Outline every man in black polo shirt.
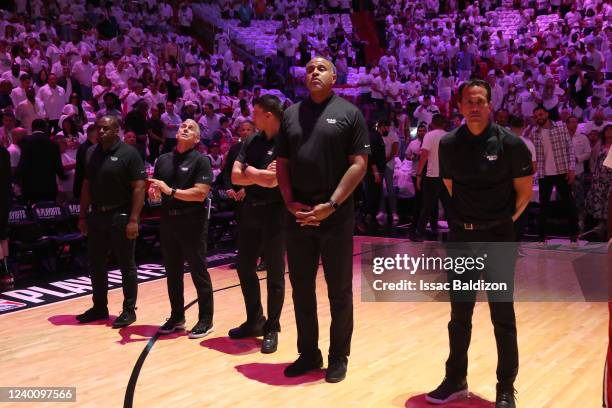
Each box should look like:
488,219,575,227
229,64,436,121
426,79,533,408
229,95,285,354
148,119,215,339
76,116,146,328
276,57,369,383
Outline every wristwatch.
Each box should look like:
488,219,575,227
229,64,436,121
327,199,339,210
170,188,177,198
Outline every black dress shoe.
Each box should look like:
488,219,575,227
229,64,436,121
158,315,186,334
426,377,468,404
325,356,348,383
188,321,214,339
228,318,265,339
284,351,323,377
76,307,109,323
112,309,136,328
495,383,516,408
261,331,278,354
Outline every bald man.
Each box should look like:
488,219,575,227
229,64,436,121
276,57,369,382
76,115,146,328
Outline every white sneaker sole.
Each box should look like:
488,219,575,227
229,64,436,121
425,389,469,404
188,325,214,339
158,323,186,334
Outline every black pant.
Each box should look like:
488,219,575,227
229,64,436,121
87,211,138,311
538,174,578,238
445,221,518,385
363,172,382,218
416,176,450,234
160,212,213,322
286,205,354,358
236,201,286,332
411,176,424,230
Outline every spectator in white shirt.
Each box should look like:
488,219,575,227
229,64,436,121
413,95,441,126
37,73,67,130
10,73,31,108
15,87,45,133
384,70,403,106
7,127,25,175
71,54,95,102
198,103,221,144
161,101,182,153
565,115,592,231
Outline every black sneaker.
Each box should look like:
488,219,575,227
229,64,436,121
425,377,468,404
325,356,348,383
256,260,266,272
158,316,186,334
76,307,109,323
188,321,214,339
495,384,516,408
261,331,278,354
284,350,323,377
228,318,265,339
112,309,136,328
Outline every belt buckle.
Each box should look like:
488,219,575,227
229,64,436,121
464,223,474,230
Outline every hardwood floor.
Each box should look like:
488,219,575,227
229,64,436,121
0,236,607,407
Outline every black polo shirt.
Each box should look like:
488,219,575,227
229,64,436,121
439,122,533,223
85,140,146,207
236,131,282,205
153,148,213,211
276,93,370,205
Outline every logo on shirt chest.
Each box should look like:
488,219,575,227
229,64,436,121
485,154,498,161
110,156,118,162
266,150,273,156
181,167,189,171
326,118,337,124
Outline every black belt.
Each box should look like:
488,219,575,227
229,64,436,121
452,218,512,231
92,204,130,213
164,207,206,217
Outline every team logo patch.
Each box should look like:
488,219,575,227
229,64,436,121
326,118,337,124
0,299,27,312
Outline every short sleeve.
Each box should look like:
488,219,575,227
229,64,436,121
275,115,290,159
438,136,453,179
236,134,253,164
127,148,146,181
508,136,534,178
195,155,214,186
421,133,433,151
348,108,370,155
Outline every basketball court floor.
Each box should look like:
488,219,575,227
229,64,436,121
0,236,607,407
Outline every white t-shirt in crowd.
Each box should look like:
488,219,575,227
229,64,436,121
540,128,560,176
420,129,446,177
405,138,422,177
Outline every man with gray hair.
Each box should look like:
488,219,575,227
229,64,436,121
148,119,216,339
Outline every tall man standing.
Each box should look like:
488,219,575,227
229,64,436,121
427,79,533,408
76,116,146,328
229,95,286,354
276,57,369,383
149,119,215,339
